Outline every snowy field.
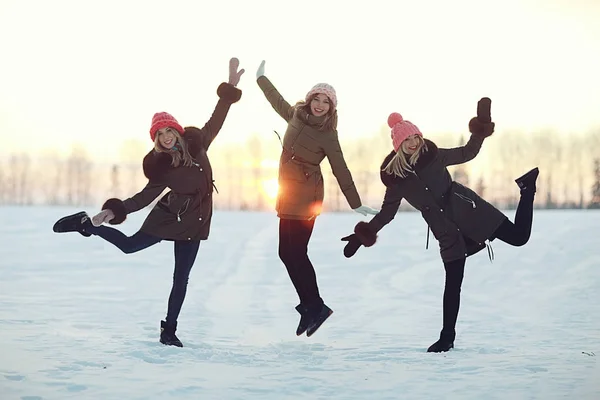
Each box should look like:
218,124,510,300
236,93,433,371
1,206,599,400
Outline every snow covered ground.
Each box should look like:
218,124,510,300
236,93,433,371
1,206,599,399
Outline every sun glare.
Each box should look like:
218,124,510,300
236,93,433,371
261,178,279,200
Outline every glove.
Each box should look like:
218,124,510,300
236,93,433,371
256,60,265,79
341,234,363,258
468,118,495,137
353,205,379,216
92,209,115,226
341,221,378,258
228,57,245,87
469,97,495,137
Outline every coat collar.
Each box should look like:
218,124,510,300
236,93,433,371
379,139,439,187
294,107,338,130
142,127,202,181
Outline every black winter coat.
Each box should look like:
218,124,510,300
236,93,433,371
367,135,507,262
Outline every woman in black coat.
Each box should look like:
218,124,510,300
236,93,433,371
341,98,539,352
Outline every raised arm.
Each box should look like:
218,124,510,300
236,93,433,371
256,61,294,122
438,98,495,166
184,58,243,150
437,132,486,167
195,82,242,150
323,132,362,210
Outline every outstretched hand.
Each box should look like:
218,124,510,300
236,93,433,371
341,234,362,258
228,57,245,87
353,205,379,216
92,209,114,227
469,97,495,137
256,60,265,79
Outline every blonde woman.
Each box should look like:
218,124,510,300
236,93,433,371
52,57,245,347
342,98,539,352
256,60,378,338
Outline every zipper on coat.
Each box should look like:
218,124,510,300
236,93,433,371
486,241,495,262
177,198,191,222
454,192,477,209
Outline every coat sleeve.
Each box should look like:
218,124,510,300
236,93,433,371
323,132,362,210
101,181,167,225
122,182,167,214
188,82,242,151
437,133,485,167
256,76,294,122
367,183,404,233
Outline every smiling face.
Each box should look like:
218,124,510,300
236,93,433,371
157,127,177,149
310,93,331,117
401,134,422,155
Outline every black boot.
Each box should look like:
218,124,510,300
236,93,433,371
52,211,92,237
515,167,539,194
427,329,455,353
295,304,312,336
160,320,183,347
306,303,333,337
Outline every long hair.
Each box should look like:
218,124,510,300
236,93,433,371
382,137,428,178
153,127,194,168
294,93,337,132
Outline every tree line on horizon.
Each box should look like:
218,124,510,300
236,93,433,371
1,126,599,211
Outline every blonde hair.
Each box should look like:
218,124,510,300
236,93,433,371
382,137,428,178
153,127,194,168
294,93,337,132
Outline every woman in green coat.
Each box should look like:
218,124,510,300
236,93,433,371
256,60,378,338
341,99,539,352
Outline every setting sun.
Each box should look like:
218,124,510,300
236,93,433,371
261,178,279,201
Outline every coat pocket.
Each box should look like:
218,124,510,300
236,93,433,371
279,160,310,182
158,192,192,222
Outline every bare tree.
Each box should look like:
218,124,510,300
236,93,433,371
247,134,264,210
589,159,600,209
0,162,4,204
111,164,121,200
119,139,149,201
5,153,33,205
452,134,470,186
64,143,93,206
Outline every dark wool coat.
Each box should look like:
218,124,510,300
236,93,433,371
257,75,362,220
366,135,507,262
100,82,241,241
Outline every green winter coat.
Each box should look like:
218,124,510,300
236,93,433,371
368,136,507,262
257,75,362,220
101,82,241,241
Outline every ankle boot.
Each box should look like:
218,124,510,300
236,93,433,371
52,211,92,237
515,167,539,194
306,303,333,337
427,329,455,353
295,304,312,336
160,320,183,347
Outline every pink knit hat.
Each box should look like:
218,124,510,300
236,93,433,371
388,112,423,152
305,83,337,109
149,112,185,141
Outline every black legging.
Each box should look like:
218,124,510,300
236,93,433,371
278,218,323,311
86,224,200,326
492,191,535,246
441,191,535,340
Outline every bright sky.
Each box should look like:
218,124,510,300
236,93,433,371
1,0,599,162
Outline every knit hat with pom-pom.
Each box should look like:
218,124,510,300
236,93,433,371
149,112,185,142
388,112,423,152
